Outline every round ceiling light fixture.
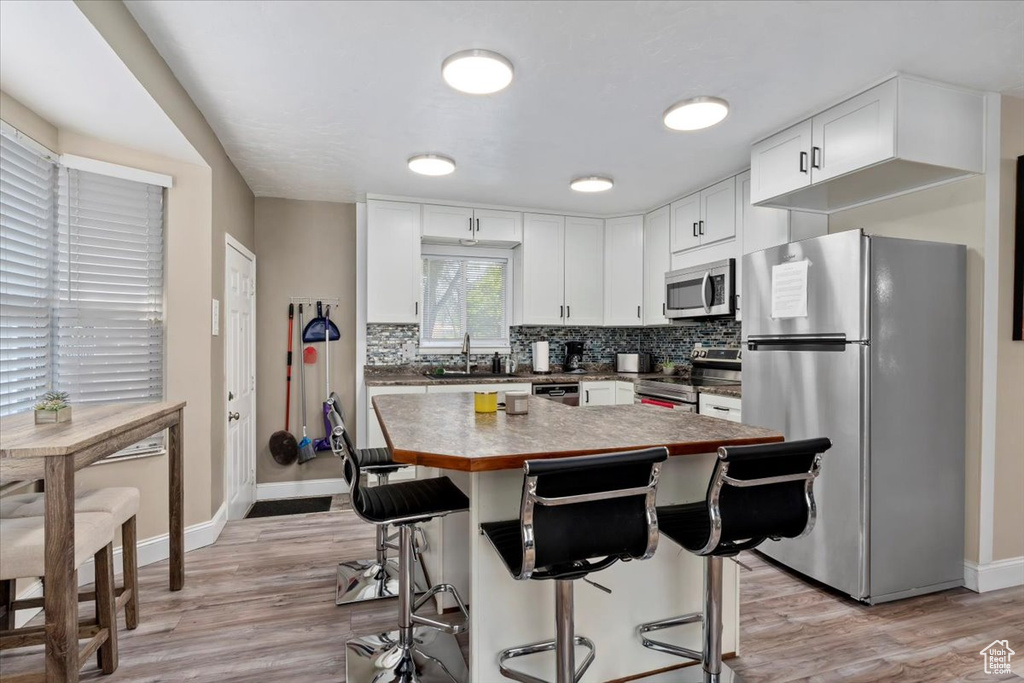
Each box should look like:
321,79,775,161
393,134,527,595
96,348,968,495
570,176,614,193
407,154,456,176
663,96,730,131
442,49,514,95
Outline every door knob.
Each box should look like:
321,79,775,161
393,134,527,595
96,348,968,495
228,411,240,422
228,391,235,400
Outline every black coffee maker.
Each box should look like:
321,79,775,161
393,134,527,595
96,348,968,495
564,341,585,373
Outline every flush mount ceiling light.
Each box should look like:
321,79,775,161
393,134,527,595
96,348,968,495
407,154,456,176
570,176,614,193
442,49,514,94
663,96,730,131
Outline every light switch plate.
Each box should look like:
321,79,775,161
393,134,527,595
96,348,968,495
212,299,220,336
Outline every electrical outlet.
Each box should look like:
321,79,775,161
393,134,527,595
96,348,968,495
212,299,220,336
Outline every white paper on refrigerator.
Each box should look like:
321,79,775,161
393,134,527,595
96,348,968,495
771,260,809,318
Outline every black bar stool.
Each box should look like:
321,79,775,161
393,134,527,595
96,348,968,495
327,405,471,683
328,394,429,605
481,447,669,683
637,437,832,683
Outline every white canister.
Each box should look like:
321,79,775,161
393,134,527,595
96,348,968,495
532,341,550,373
505,391,530,415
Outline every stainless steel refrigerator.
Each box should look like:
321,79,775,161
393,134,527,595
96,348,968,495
742,229,966,604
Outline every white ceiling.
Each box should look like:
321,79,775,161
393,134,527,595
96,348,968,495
0,1,201,165
124,0,1023,215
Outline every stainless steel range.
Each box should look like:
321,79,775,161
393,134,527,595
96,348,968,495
635,347,741,412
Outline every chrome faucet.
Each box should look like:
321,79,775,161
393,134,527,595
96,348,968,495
462,333,471,374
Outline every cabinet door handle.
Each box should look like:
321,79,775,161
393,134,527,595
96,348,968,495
699,220,705,236
585,390,590,404
799,151,808,173
662,302,666,316
693,222,698,237
469,217,474,232
811,146,822,169
566,305,571,318
476,218,480,232
712,406,730,412
560,305,564,319
637,305,641,318
415,301,418,315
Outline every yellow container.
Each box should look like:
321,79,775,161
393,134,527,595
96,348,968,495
474,391,498,413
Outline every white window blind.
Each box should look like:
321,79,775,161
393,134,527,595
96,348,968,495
0,128,56,416
421,253,509,348
56,169,165,455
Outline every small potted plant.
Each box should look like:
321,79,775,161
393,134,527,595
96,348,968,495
661,359,676,376
35,390,72,424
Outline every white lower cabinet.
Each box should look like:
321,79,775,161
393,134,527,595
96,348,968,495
615,381,635,405
365,384,426,480
699,393,742,422
581,380,617,406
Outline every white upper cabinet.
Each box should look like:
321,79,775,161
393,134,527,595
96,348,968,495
367,200,421,323
643,205,671,326
700,176,737,245
474,208,522,243
564,217,605,326
422,204,474,241
750,120,813,205
750,75,984,212
520,213,566,325
422,204,522,244
603,216,644,326
670,192,701,253
671,176,736,254
811,78,896,183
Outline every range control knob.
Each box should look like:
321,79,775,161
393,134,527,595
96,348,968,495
699,350,708,358
690,350,699,358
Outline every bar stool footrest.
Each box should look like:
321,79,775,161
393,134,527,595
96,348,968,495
498,635,595,683
412,583,469,635
638,611,703,660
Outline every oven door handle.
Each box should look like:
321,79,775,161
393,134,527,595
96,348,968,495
701,271,712,313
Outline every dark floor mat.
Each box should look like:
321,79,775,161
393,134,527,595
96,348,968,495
245,496,333,519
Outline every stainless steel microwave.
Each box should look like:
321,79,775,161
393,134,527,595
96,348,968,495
665,258,736,319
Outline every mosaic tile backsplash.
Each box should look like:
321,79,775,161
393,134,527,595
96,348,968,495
366,321,741,368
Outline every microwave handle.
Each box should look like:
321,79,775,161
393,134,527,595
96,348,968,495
701,271,712,312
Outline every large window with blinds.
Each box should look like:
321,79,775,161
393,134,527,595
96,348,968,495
420,248,511,351
1,125,165,455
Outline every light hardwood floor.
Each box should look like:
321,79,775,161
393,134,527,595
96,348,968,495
1,500,1021,682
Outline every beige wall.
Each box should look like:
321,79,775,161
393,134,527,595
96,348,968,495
254,198,354,484
829,176,987,563
75,0,255,517
0,93,216,540
993,95,1024,561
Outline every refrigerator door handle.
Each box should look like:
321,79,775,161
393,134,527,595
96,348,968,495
701,271,712,312
747,335,849,351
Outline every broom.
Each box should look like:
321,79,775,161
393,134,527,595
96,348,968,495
296,303,316,464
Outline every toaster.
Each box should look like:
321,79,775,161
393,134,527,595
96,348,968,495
616,352,653,373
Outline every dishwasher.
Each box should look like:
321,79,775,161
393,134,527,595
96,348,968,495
532,383,580,407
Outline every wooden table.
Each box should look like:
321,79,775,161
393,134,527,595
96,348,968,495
373,394,782,682
0,402,186,683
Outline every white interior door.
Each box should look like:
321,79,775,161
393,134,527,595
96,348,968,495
226,238,256,519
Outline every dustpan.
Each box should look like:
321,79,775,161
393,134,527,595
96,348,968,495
302,300,341,342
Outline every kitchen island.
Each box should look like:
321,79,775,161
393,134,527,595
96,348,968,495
372,393,780,682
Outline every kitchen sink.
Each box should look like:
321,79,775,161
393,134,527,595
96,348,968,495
423,371,517,379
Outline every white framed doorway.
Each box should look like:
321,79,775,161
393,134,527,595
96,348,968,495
225,235,257,519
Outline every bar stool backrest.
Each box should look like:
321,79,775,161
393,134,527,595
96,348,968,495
516,448,668,581
325,398,362,505
700,437,832,556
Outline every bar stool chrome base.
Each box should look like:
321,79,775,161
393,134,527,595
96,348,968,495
642,663,743,683
345,626,467,683
336,552,428,605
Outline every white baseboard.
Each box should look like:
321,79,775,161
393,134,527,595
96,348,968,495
964,556,1024,593
256,478,348,500
13,502,228,628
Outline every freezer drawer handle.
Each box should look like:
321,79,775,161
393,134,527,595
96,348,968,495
747,336,848,351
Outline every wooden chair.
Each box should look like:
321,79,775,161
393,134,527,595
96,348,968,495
0,488,140,630
0,513,120,680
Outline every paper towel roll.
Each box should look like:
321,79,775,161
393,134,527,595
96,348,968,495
532,341,550,373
